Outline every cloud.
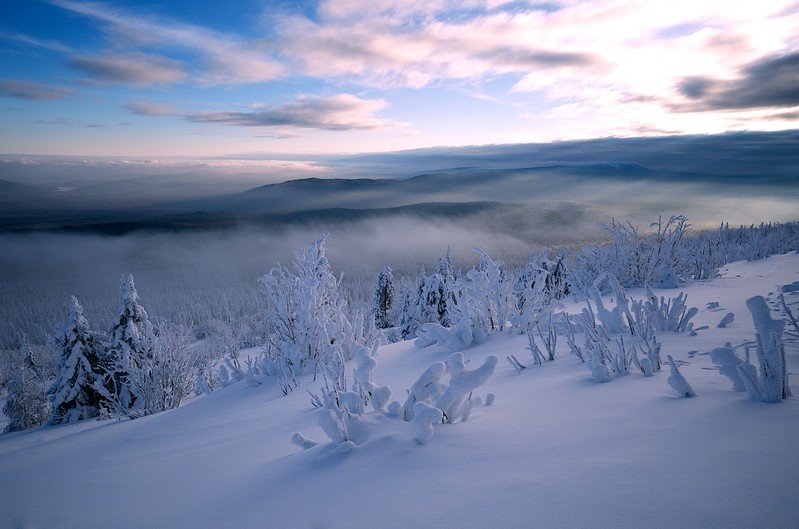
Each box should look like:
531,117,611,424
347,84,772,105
187,94,403,131
0,31,72,53
676,52,799,110
0,80,73,100
273,7,604,88
123,100,178,117
50,0,283,85
68,53,187,86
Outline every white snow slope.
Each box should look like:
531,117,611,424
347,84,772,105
2,253,799,529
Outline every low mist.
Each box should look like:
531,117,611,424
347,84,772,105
0,210,611,348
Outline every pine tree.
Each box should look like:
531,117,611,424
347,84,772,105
107,275,154,411
435,247,456,326
396,284,420,340
372,265,395,329
48,296,106,424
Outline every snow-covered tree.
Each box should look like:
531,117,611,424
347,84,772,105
467,247,513,332
416,249,457,328
48,296,106,424
259,236,373,392
372,265,395,329
3,341,50,432
396,275,423,340
106,275,155,412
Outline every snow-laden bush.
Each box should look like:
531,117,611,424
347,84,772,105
412,402,443,444
576,275,671,381
666,355,696,398
123,322,199,416
736,296,791,402
709,344,745,392
415,247,548,350
353,345,392,413
570,215,690,293
413,249,503,350
3,342,49,433
641,287,698,333
435,353,498,424
400,361,447,421
259,236,377,393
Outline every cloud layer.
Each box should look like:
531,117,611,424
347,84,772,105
187,94,402,131
1,0,797,154
0,80,72,100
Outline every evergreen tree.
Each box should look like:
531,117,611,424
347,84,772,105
417,248,457,328
435,247,457,326
107,275,154,411
372,265,395,329
48,296,105,424
396,284,420,341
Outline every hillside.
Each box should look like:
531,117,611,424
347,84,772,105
2,252,798,529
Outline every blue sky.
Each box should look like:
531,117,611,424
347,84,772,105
1,0,798,159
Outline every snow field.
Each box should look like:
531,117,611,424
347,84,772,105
1,253,799,529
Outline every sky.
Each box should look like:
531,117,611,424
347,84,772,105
1,0,798,159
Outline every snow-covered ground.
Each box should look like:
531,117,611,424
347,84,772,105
2,253,799,529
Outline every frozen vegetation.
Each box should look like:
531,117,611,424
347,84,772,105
1,215,799,528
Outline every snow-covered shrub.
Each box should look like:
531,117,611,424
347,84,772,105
736,296,791,402
567,215,695,294
415,248,519,350
511,257,551,333
400,361,447,421
519,248,570,303
353,345,391,412
627,298,662,373
3,342,50,432
709,344,745,392
561,313,585,362
128,322,199,416
588,273,632,331
779,293,799,336
666,355,696,398
412,402,443,444
642,287,697,333
291,432,318,450
435,353,498,423
48,296,107,424
319,408,349,444
586,349,612,383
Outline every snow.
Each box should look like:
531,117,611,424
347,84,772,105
2,253,799,529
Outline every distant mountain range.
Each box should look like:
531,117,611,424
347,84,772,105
1,130,798,233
